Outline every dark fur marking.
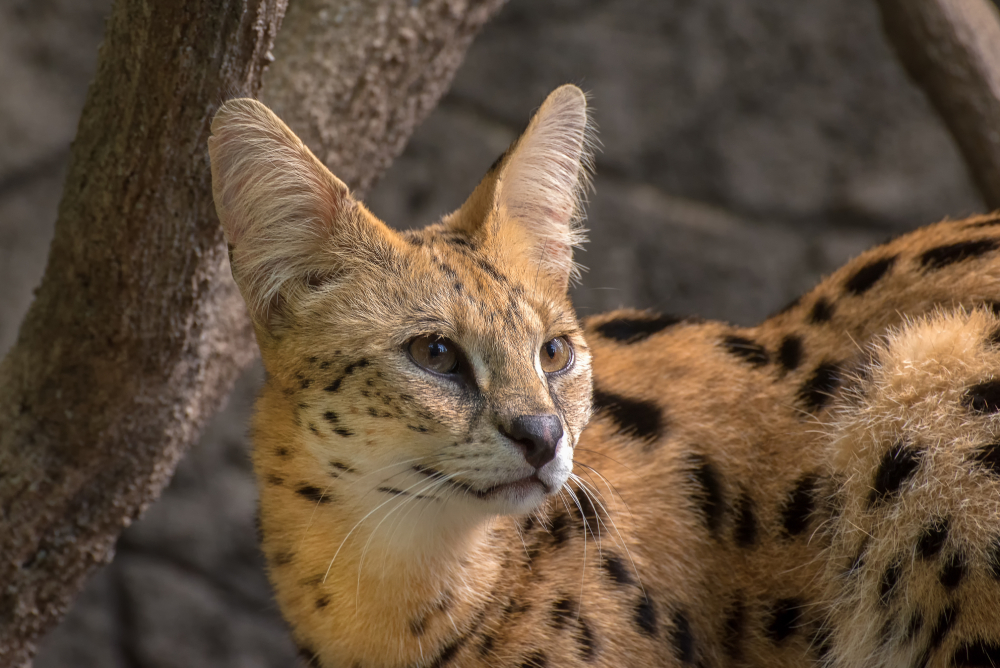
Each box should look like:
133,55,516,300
953,640,1000,666
965,380,1000,413
300,377,312,389
929,604,958,650
766,599,802,643
308,423,319,435
594,314,683,343
671,610,695,664
334,427,353,437
276,446,291,458
973,441,1000,476
868,442,922,507
265,473,284,486
592,388,665,446
324,378,343,392
734,493,757,547
273,550,294,567
602,553,634,586
809,297,834,324
552,597,574,630
812,624,833,658
918,519,949,559
988,537,1000,579
722,335,769,367
920,239,999,270
296,485,332,505
634,598,658,636
723,601,745,657
330,461,353,474
777,335,803,372
905,612,924,642
522,515,536,533
478,633,496,658
939,552,966,589
687,454,724,536
549,511,574,545
408,424,430,433
572,487,602,534
315,595,330,609
798,362,841,412
844,255,897,295
879,561,901,606
782,474,819,537
576,617,597,659
519,651,547,668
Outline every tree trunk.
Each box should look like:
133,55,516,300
875,0,1000,209
0,0,505,665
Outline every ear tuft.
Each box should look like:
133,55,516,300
208,98,352,324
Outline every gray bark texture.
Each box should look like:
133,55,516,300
875,0,1000,209
0,0,505,665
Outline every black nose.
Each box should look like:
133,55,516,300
501,414,563,469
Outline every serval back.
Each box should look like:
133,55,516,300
208,85,1000,667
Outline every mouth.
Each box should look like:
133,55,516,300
412,465,551,500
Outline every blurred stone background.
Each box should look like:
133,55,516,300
0,0,985,665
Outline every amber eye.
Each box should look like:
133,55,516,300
408,335,460,375
540,336,573,374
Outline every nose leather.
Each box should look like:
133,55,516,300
501,414,563,469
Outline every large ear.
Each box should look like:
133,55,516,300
447,84,594,289
208,98,358,325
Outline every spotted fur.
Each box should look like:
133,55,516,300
210,86,1000,667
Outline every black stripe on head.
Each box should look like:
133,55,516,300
809,298,834,324
798,362,841,412
686,454,724,536
671,611,695,664
634,598,658,636
777,334,803,372
918,518,949,559
868,442,922,507
781,474,819,536
766,599,803,643
721,335,769,367
920,239,999,269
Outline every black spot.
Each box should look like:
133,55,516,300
520,650,547,668
953,640,1000,667
407,424,430,433
297,645,322,667
344,358,370,374
296,485,332,505
671,610,695,664
921,239,999,270
330,461,353,474
777,335,803,372
723,601,745,657
905,612,924,642
687,455,724,536
868,442,922,507
315,595,330,609
549,511,574,544
522,515,535,533
798,362,841,412
844,255,897,295
879,561,901,606
551,597,574,630
811,624,834,659
782,474,819,536
478,633,496,658
809,297,834,324
939,552,965,589
634,598,658,636
265,473,284,486
576,617,597,659
918,518,949,559
733,493,757,547
766,599,802,643
273,550,294,566
602,553,635,586
319,360,331,370
324,378,342,392
592,388,666,447
973,441,1000,477
988,537,1000,579
964,380,1000,413
594,314,684,343
722,335,769,367
333,427,353,437
929,604,958,650
308,423,319,435
276,446,291,458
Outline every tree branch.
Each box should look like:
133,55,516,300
875,0,1000,210
0,0,506,664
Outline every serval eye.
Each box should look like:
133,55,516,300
408,335,460,376
540,336,573,374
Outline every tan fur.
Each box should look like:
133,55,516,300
209,87,1000,667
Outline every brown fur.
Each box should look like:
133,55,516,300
209,87,1000,667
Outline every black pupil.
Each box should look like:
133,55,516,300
545,341,557,359
429,341,447,359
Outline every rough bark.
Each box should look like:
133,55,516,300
875,0,1000,209
262,0,508,196
0,0,506,664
